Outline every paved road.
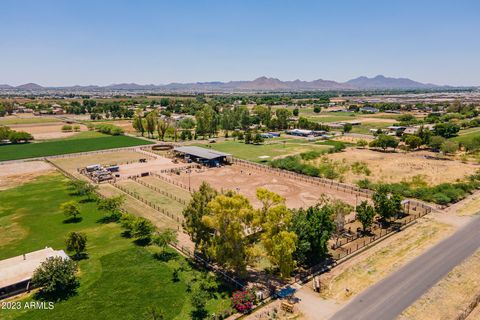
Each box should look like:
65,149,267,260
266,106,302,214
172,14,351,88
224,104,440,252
331,215,480,320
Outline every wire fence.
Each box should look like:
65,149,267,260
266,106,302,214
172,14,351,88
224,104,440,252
130,176,190,205
232,158,373,198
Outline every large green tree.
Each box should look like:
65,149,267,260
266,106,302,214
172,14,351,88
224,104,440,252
32,257,79,300
182,182,218,255
65,232,87,259
356,201,375,233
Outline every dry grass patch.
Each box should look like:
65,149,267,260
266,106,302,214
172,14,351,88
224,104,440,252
0,161,55,190
325,148,478,185
319,217,453,302
400,249,480,320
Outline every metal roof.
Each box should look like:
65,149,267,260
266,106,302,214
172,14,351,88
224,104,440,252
174,146,231,160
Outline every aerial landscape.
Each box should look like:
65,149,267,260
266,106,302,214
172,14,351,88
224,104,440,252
1,1,480,320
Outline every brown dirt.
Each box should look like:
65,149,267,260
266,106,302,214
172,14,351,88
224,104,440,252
165,164,360,209
400,249,480,320
8,123,88,140
325,148,478,185
0,161,55,189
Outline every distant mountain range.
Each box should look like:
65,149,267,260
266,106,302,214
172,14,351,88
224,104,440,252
0,75,461,92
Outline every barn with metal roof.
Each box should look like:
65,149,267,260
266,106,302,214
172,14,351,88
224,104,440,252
173,146,232,167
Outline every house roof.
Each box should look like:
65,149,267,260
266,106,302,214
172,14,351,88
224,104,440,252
173,146,231,160
0,247,69,289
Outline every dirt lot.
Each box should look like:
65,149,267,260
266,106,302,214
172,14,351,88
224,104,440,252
8,122,88,140
165,164,360,208
0,161,55,189
50,150,152,178
325,148,478,185
400,249,480,320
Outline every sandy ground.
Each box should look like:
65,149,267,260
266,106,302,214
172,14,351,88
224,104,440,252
400,249,480,320
445,190,480,216
325,148,478,185
8,122,88,140
116,158,185,178
467,304,480,320
0,161,55,189
166,164,360,208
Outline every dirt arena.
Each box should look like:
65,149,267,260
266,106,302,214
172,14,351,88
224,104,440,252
0,161,55,189
8,122,88,140
325,148,479,185
165,164,360,208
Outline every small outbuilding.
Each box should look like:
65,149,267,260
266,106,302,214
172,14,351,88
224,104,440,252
0,247,69,299
173,146,232,167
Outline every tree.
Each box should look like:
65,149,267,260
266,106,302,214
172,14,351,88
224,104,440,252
257,189,297,278
153,229,178,252
202,193,254,275
31,257,79,300
429,135,446,152
372,187,403,222
244,131,253,144
133,114,145,136
313,106,321,113
356,201,375,233
416,125,432,145
65,232,87,259
253,133,264,144
69,180,97,201
369,134,399,151
356,139,368,148
182,182,217,255
275,108,292,130
97,195,125,217
132,217,155,243
293,108,299,116
342,123,353,134
145,112,157,138
433,123,460,138
331,200,353,247
60,201,80,220
291,204,335,266
119,212,137,236
190,288,208,319
441,140,459,154
404,135,423,150
156,118,170,141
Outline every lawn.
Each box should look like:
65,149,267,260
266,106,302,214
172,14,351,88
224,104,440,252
193,139,332,162
451,127,480,144
0,173,233,320
0,135,153,161
350,121,395,135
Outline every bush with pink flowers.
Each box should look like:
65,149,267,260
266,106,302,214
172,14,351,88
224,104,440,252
231,289,256,313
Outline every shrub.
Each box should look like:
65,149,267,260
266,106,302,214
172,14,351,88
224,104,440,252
231,290,256,313
61,125,73,132
95,124,124,136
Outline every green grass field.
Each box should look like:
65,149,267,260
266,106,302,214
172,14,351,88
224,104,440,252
193,139,332,162
0,174,233,320
350,121,396,135
0,117,61,125
0,135,153,161
451,127,480,144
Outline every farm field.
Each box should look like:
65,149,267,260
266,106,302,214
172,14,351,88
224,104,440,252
0,173,232,320
350,121,396,135
0,135,153,161
323,148,478,185
7,122,89,140
0,116,61,125
192,139,332,162
400,249,480,320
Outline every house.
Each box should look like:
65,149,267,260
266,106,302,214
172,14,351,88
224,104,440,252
0,247,69,299
386,126,407,135
359,106,379,114
285,129,314,137
173,146,232,167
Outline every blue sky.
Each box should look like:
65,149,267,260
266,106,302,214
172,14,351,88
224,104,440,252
1,0,479,86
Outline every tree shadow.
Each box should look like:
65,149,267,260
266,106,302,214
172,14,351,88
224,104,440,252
33,284,79,302
63,217,82,224
96,214,120,224
120,230,132,238
190,308,208,320
70,252,89,261
133,238,151,247
153,251,177,262
78,198,96,204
